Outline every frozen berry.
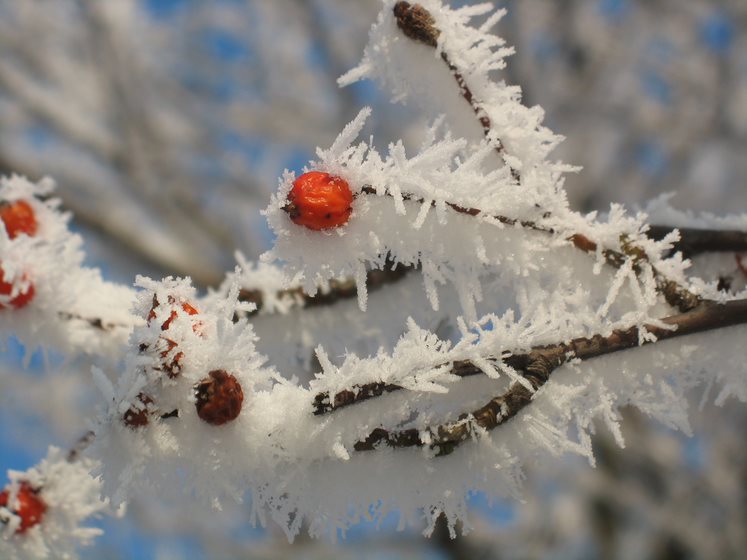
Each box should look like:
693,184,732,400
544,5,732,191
194,370,244,425
146,296,201,378
0,481,47,534
147,295,199,331
0,265,34,309
0,200,38,239
159,337,184,378
284,171,353,231
123,393,155,429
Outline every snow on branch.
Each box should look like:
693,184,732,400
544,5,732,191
2,0,747,555
351,298,747,454
0,176,137,364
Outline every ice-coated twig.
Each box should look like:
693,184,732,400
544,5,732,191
313,358,492,415
353,298,747,455
393,1,518,180
239,218,742,318
568,233,702,312
237,259,412,316
49,218,743,330
65,431,96,463
353,185,702,312
312,282,701,416
57,311,131,332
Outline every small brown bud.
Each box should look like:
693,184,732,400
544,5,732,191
194,370,244,426
393,2,440,48
569,233,597,253
123,393,155,429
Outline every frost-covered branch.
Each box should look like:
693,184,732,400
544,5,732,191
352,298,747,454
237,258,412,316
231,215,747,320
352,184,703,312
393,1,518,179
0,176,138,363
2,0,747,555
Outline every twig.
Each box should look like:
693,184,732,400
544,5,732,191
66,431,96,463
393,2,519,181
57,311,130,332
238,259,412,316
568,234,701,312
646,226,747,257
313,359,488,415
361,185,703,312
353,298,747,455
359,185,546,230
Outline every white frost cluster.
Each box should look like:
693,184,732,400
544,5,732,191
90,275,275,506
0,447,106,560
339,0,559,171
0,175,138,364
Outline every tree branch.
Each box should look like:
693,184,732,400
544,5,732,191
358,185,704,312
569,234,702,312
313,359,490,415
237,259,412,316
57,311,131,332
393,2,520,181
65,431,95,463
646,225,747,257
389,1,743,312
352,298,747,455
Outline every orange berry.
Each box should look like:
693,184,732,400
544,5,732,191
194,370,244,425
146,296,201,378
0,264,34,310
0,200,38,239
159,337,185,378
147,295,200,331
284,171,353,231
0,481,47,534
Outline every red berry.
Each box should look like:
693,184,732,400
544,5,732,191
0,481,47,534
159,337,185,378
194,370,244,425
148,295,199,331
0,264,34,310
0,200,38,239
284,171,353,230
123,393,155,429
146,296,201,378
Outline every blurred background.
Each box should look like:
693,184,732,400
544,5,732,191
0,0,746,558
